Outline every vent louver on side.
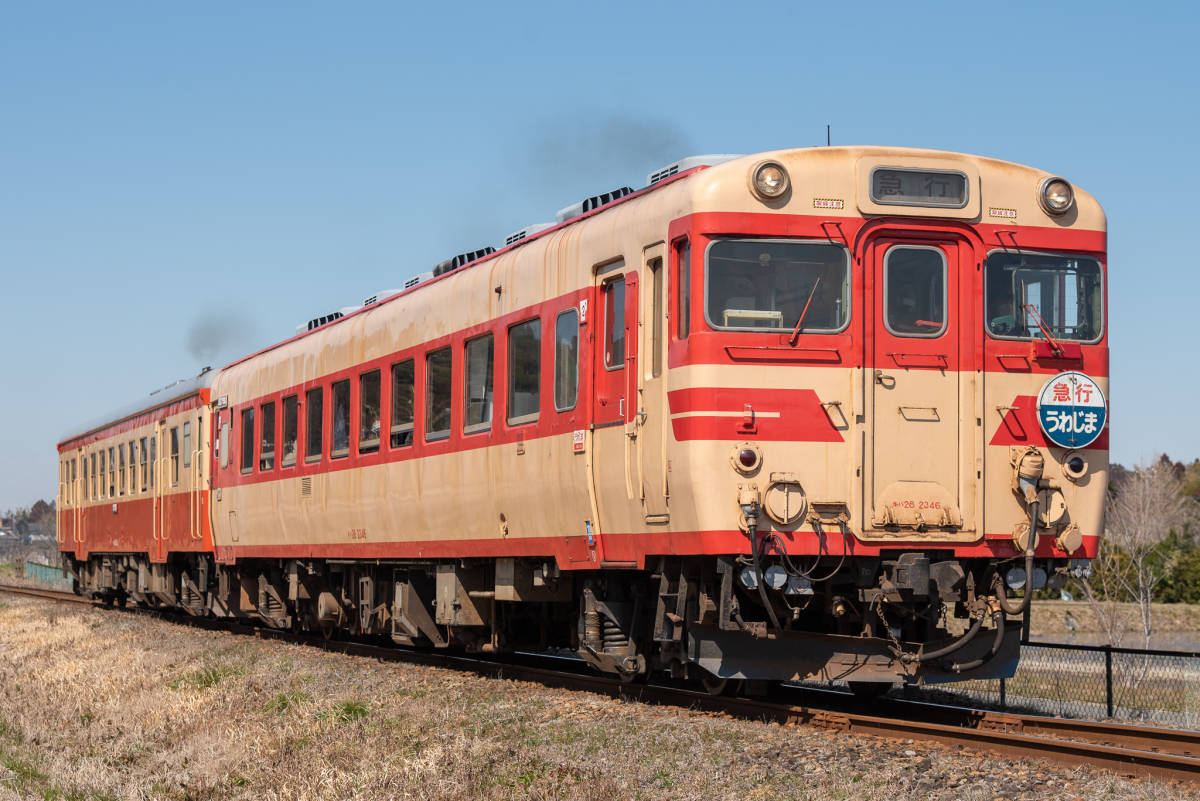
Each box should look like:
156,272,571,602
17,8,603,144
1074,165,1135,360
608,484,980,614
363,289,403,306
432,246,496,277
504,222,555,247
645,154,743,187
555,186,634,223
404,270,434,289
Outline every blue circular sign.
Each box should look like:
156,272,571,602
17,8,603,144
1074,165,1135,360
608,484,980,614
1036,371,1107,449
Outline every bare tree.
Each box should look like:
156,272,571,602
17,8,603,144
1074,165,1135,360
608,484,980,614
1080,460,1195,649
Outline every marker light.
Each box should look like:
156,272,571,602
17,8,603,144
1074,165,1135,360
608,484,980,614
739,565,760,590
751,161,790,200
1038,177,1075,215
1005,566,1028,591
764,564,788,590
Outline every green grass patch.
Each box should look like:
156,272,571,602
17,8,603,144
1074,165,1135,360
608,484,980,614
169,664,242,691
320,699,370,723
264,690,311,714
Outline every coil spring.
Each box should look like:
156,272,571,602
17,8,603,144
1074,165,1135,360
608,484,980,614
601,617,629,653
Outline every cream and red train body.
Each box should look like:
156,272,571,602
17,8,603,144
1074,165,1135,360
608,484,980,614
57,146,1108,689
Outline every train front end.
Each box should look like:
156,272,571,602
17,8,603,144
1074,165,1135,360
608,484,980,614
663,147,1106,686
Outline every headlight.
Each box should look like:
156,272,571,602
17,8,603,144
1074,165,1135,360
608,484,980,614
1038,176,1075,215
751,160,789,200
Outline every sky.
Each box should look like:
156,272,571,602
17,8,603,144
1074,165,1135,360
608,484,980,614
1,1,1197,511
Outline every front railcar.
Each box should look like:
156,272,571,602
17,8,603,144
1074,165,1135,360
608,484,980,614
651,147,1106,686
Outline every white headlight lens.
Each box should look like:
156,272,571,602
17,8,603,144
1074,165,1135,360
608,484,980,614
764,564,788,590
753,162,789,199
1040,177,1074,214
739,565,759,590
1005,566,1027,591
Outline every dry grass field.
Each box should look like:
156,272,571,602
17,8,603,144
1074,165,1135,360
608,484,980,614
0,595,1195,801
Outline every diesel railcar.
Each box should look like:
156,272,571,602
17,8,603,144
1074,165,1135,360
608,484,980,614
58,146,1108,690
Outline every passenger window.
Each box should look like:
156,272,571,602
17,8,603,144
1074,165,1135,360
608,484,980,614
260,401,276,470
148,436,156,490
359,370,381,453
331,380,351,458
183,421,192,468
170,428,180,484
119,444,126,495
508,319,541,424
81,457,88,501
425,348,452,441
98,451,105,499
305,387,323,463
676,240,690,340
91,453,97,499
140,437,148,491
884,246,946,337
554,310,579,411
464,335,494,433
219,418,230,470
281,395,298,467
603,278,625,370
390,359,415,447
650,257,663,377
240,407,255,474
108,447,115,496
129,441,137,493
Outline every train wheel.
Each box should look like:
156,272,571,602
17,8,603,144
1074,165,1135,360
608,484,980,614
698,671,744,697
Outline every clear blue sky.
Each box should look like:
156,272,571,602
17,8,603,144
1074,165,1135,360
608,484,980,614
2,1,1196,511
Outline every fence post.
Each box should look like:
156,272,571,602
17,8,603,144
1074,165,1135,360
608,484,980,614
1104,645,1114,718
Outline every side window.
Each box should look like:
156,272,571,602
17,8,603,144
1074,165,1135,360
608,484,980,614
240,407,255,474
359,370,381,454
108,446,116,496
139,436,148,491
129,441,137,493
183,421,192,468
507,318,541,424
554,310,579,411
219,417,230,470
260,401,276,470
884,246,947,337
676,240,690,340
170,427,180,484
81,456,88,501
119,443,126,495
650,257,663,377
148,435,156,490
331,379,351,458
281,395,298,467
98,451,105,499
603,278,625,370
464,334,494,433
305,387,323,463
425,348,452,441
390,359,415,447
91,453,97,499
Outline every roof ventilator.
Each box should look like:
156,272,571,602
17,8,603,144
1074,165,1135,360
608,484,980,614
504,222,555,247
555,186,634,223
645,154,743,186
404,271,433,289
296,305,360,335
362,289,403,306
432,246,496,277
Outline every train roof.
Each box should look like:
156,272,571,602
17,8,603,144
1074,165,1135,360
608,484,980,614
58,369,215,449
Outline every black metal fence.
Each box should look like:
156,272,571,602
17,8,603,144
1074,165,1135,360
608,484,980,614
921,641,1200,727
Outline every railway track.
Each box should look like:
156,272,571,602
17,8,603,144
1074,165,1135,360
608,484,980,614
3,582,1198,784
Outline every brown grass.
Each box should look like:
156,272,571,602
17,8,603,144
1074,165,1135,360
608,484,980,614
0,596,1194,801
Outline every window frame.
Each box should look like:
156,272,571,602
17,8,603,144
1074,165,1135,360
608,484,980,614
358,370,382,454
305,387,324,464
389,359,415,448
259,400,277,471
463,334,494,434
675,239,690,341
602,277,625,372
983,248,1106,345
330,379,351,459
425,347,453,442
553,309,579,412
240,407,255,475
507,317,542,425
882,244,948,339
281,394,299,468
701,238,852,334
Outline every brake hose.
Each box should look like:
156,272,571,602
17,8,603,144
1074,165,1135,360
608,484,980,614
749,520,782,630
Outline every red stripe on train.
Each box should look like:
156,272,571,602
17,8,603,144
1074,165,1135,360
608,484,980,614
666,387,843,442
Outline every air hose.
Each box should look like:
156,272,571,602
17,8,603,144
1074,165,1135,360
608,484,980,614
748,519,782,631
994,496,1039,616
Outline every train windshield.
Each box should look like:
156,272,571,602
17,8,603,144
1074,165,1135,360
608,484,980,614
705,239,850,332
985,252,1103,342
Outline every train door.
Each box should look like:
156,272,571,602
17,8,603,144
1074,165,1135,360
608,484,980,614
638,245,669,522
864,234,976,535
74,448,85,556
589,260,640,562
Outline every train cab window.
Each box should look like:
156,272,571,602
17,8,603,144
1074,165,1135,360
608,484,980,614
305,388,323,463
240,407,255,474
602,278,625,370
183,422,192,468
507,319,540,424
676,240,690,340
390,359,415,447
331,380,351,458
554,310,579,412
985,251,1104,342
260,401,276,470
884,246,946,337
464,335,494,433
705,240,850,332
281,395,298,467
425,348,452,441
140,437,149,491
170,428,180,484
359,370,381,453
119,444,126,495
148,436,156,490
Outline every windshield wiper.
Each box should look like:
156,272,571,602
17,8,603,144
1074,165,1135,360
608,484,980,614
788,277,821,346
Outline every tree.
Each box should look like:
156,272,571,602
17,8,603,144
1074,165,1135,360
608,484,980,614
1080,460,1196,648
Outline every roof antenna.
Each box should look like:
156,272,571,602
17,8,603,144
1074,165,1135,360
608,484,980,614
826,124,831,147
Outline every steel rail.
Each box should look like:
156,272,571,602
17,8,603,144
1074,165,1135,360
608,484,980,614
4,583,1199,783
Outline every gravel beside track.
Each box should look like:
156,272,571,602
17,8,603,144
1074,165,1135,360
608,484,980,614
0,591,1196,801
